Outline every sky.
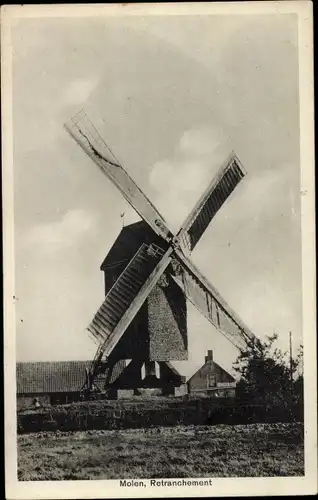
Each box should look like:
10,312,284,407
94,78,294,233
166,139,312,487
12,13,301,378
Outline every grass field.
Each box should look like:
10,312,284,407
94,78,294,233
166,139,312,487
18,422,304,480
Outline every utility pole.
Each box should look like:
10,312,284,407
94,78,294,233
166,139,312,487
289,331,293,391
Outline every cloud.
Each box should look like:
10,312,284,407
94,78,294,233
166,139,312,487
62,77,99,106
25,208,97,255
179,126,227,156
149,126,233,232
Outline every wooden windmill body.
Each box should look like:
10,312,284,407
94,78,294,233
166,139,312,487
99,221,188,396
65,111,260,398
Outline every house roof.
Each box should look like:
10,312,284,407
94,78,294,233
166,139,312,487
16,360,126,394
100,221,164,270
187,360,236,385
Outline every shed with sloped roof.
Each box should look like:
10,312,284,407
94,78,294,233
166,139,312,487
16,360,126,409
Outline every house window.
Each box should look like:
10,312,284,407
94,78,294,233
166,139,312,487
207,375,216,388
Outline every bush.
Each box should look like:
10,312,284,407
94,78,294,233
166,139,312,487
234,334,304,407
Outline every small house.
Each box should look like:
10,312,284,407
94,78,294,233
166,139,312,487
187,350,236,398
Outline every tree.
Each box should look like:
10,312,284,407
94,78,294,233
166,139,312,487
292,344,304,404
295,344,304,377
234,334,298,405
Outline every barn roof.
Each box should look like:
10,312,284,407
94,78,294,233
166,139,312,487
16,360,126,394
100,221,163,270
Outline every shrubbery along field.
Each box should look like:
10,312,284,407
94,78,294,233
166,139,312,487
17,397,303,433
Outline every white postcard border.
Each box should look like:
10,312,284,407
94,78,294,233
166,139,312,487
2,2,316,499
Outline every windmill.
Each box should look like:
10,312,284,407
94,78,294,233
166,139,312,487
65,110,260,398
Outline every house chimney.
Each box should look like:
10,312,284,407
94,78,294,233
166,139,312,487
205,350,213,363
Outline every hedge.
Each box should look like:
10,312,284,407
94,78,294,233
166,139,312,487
17,399,303,434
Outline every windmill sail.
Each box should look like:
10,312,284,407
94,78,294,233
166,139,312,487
177,152,246,252
88,244,173,362
65,111,172,243
172,249,257,351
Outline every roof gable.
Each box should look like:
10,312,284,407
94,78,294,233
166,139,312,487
188,360,236,385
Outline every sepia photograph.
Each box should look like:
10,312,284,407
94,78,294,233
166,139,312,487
2,2,316,499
